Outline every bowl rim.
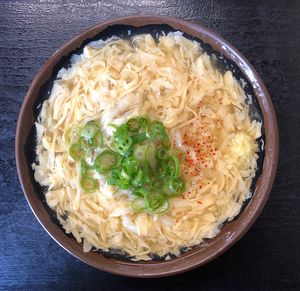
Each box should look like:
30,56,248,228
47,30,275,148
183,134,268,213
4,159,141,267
15,15,279,278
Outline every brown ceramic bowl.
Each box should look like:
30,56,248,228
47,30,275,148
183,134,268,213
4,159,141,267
16,16,278,277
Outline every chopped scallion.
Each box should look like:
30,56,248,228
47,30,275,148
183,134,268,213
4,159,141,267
81,121,99,139
94,149,118,174
69,143,85,161
80,176,97,193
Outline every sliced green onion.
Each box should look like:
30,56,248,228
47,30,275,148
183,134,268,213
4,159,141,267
131,169,143,187
146,121,171,148
151,199,170,214
167,177,185,196
146,121,165,139
69,143,85,161
91,130,103,147
81,121,99,139
144,191,166,212
81,159,93,177
114,124,129,143
161,134,171,148
64,127,80,144
94,149,118,174
155,147,169,160
121,168,131,181
169,177,185,195
126,118,140,132
109,178,129,189
131,197,146,212
74,116,185,214
131,132,147,145
117,179,130,190
122,156,139,176
107,169,130,190
116,137,132,155
149,199,170,214
155,161,165,179
106,169,120,184
79,136,93,150
164,156,180,178
152,179,163,190
138,116,150,129
80,176,97,193
141,161,152,184
132,187,148,198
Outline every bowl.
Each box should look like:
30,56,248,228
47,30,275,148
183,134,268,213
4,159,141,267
16,15,278,277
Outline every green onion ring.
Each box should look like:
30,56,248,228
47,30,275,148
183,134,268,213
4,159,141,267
80,176,97,193
94,149,118,174
131,197,146,212
144,191,166,211
69,143,85,161
126,118,140,132
167,177,185,196
81,121,100,139
155,147,169,160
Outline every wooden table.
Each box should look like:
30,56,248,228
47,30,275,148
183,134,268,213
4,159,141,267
1,0,299,289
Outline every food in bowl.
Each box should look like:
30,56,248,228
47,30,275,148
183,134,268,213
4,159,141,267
32,32,261,261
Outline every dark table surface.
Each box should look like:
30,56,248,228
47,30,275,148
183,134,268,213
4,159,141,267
1,0,300,290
